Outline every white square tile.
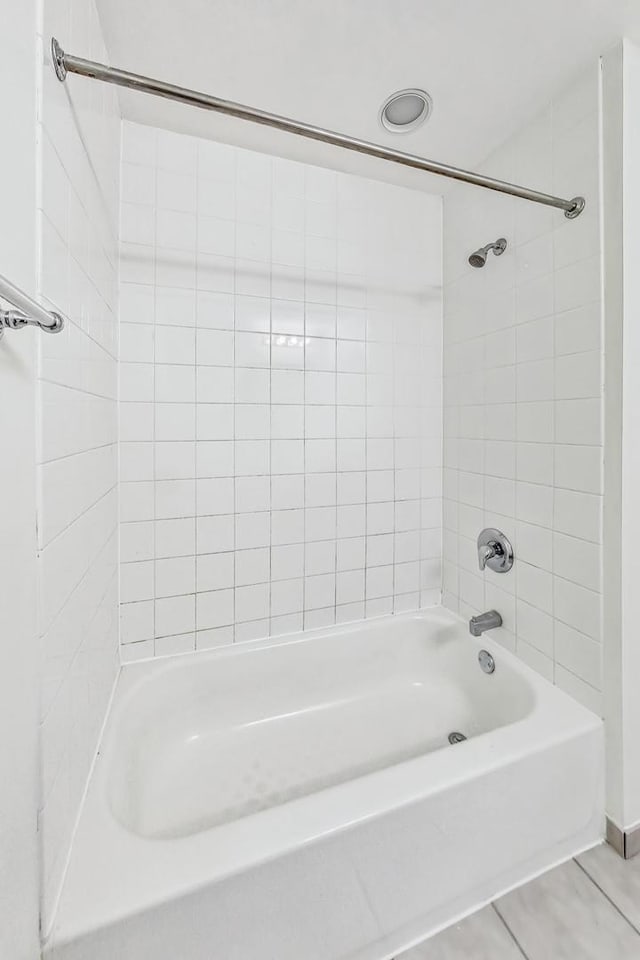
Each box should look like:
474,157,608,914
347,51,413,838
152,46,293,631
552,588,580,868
235,331,270,367
235,511,270,549
271,578,303,617
155,633,196,656
271,474,305,510
197,478,234,515
197,367,234,403
155,595,195,637
306,540,336,576
235,583,269,622
197,589,234,630
235,404,270,440
156,556,196,597
271,405,304,439
305,506,337,542
236,368,270,404
196,329,234,366
235,440,269,476
196,291,233,330
336,569,365,604
120,600,154,643
553,575,600,639
305,573,336,610
121,561,154,603
120,324,154,363
197,553,234,592
271,509,304,545
305,371,335,404
196,515,234,554
271,439,304,474
196,440,234,478
235,548,269,587
196,404,234,441
157,209,196,252
235,476,270,513
155,442,195,481
272,543,305,580
155,365,195,403
156,403,196,441
156,518,196,558
155,479,196,519
235,296,270,333
121,522,154,562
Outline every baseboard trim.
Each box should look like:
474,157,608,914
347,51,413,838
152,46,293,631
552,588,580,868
606,817,640,859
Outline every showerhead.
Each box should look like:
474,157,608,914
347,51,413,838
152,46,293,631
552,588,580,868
468,237,507,268
469,250,487,268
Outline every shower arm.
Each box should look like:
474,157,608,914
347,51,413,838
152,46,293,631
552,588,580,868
51,39,585,219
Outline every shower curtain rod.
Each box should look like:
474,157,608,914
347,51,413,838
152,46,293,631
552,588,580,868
51,38,585,219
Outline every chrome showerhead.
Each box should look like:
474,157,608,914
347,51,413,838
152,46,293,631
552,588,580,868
468,237,507,268
468,250,487,268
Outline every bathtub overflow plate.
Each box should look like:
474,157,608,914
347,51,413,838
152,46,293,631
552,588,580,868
448,731,467,745
478,649,495,674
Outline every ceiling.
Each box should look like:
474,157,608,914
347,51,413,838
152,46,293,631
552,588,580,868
92,0,639,191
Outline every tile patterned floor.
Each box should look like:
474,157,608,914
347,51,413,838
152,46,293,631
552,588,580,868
397,843,640,959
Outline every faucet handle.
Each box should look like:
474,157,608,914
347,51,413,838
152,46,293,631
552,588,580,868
478,542,497,571
477,528,514,574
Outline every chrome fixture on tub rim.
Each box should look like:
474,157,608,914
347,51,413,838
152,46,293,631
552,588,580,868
469,611,503,637
478,649,496,673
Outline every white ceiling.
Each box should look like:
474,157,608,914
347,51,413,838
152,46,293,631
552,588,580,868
92,0,639,191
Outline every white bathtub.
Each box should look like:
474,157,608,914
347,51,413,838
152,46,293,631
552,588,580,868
47,608,603,960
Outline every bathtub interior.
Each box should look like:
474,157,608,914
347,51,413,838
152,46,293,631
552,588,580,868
108,612,536,840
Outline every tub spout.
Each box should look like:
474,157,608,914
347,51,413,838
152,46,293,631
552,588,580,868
469,610,502,637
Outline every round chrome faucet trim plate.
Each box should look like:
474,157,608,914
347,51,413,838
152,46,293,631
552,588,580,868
477,527,514,573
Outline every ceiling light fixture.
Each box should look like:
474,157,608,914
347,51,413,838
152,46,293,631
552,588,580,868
379,88,432,134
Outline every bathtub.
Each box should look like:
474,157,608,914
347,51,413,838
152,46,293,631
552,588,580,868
46,608,603,960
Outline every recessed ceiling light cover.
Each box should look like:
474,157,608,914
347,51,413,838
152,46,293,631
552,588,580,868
379,88,432,133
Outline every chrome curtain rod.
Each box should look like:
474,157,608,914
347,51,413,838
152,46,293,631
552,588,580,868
0,273,64,340
51,38,585,219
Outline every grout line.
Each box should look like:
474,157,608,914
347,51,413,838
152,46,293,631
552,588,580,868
573,857,640,938
491,903,532,960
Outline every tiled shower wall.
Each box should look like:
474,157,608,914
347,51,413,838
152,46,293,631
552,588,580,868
119,122,442,658
37,0,120,931
442,65,603,713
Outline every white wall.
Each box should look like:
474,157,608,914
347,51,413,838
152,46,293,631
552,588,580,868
37,0,121,934
442,65,603,714
0,1,40,955
118,123,442,658
602,40,640,834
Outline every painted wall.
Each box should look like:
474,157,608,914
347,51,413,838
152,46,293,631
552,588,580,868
118,122,442,658
602,40,640,833
442,65,603,714
0,1,40,955
37,0,121,934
